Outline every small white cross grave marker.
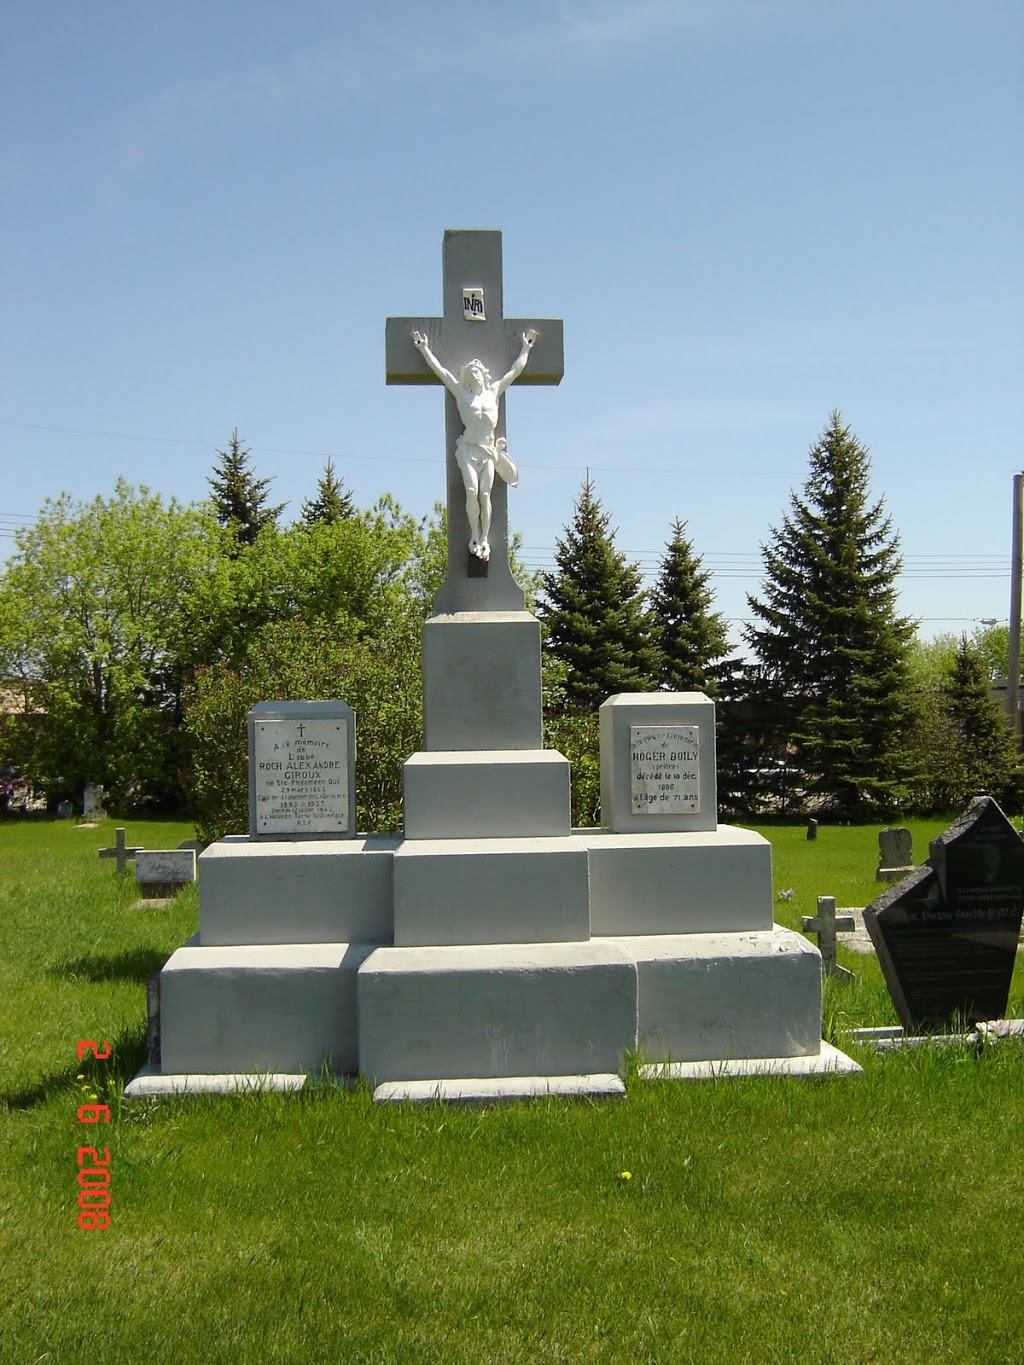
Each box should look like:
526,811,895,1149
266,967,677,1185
803,896,856,980
98,826,143,875
385,229,563,613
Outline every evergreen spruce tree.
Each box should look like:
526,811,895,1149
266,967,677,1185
301,457,355,526
649,519,736,697
744,412,916,817
207,429,285,547
540,477,661,709
945,636,1023,808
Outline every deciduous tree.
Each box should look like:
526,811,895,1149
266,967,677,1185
0,482,219,808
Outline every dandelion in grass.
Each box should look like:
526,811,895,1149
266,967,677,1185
619,1171,632,1182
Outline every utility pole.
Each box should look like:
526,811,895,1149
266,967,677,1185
1008,472,1023,737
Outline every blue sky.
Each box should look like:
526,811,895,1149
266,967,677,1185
2,1,1021,646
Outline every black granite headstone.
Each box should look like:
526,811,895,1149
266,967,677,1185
863,796,1024,1031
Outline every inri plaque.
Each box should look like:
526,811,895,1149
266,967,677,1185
253,717,350,837
629,726,700,816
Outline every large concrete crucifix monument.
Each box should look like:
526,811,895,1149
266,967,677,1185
386,229,563,613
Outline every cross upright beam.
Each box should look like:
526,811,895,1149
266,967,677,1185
386,229,563,614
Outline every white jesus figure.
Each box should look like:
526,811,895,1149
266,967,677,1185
412,327,538,560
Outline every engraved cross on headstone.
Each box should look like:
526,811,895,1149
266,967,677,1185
386,229,563,614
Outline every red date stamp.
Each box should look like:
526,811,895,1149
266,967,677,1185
76,1039,112,1230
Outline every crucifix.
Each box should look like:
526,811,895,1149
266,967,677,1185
386,229,563,614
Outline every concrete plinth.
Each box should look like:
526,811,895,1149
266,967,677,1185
392,836,590,946
610,927,822,1063
580,826,773,935
198,836,398,946
403,750,570,839
357,941,637,1083
422,612,543,751
159,942,375,1074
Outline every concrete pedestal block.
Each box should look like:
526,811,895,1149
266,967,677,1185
159,942,375,1074
608,927,822,1063
423,612,543,751
580,826,773,935
403,750,570,840
198,835,398,946
357,941,638,1083
393,837,590,946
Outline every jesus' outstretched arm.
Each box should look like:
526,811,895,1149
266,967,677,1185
495,329,539,396
412,331,459,394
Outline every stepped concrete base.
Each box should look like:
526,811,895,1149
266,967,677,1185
580,826,773,935
423,612,543,751
198,836,397,946
610,927,822,1063
159,942,374,1074
638,1042,861,1080
403,750,570,840
393,837,591,946
373,1073,626,1104
358,941,637,1083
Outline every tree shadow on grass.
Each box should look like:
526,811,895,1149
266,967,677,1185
49,946,168,984
2,1020,149,1111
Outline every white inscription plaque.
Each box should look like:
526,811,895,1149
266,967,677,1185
254,718,350,836
462,286,485,321
630,725,700,815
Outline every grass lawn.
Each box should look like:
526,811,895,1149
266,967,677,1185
2,815,1023,1364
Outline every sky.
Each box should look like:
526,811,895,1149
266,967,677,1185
2,0,1022,650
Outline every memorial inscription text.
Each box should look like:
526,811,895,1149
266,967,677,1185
630,726,700,815
254,719,350,835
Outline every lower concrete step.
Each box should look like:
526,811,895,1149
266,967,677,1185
605,926,822,1063
159,942,375,1074
357,941,638,1084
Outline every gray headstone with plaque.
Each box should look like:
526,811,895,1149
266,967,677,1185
247,701,356,841
599,693,717,833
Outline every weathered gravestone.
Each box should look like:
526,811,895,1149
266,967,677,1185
82,783,106,821
877,826,914,882
135,849,197,899
864,796,1024,1030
